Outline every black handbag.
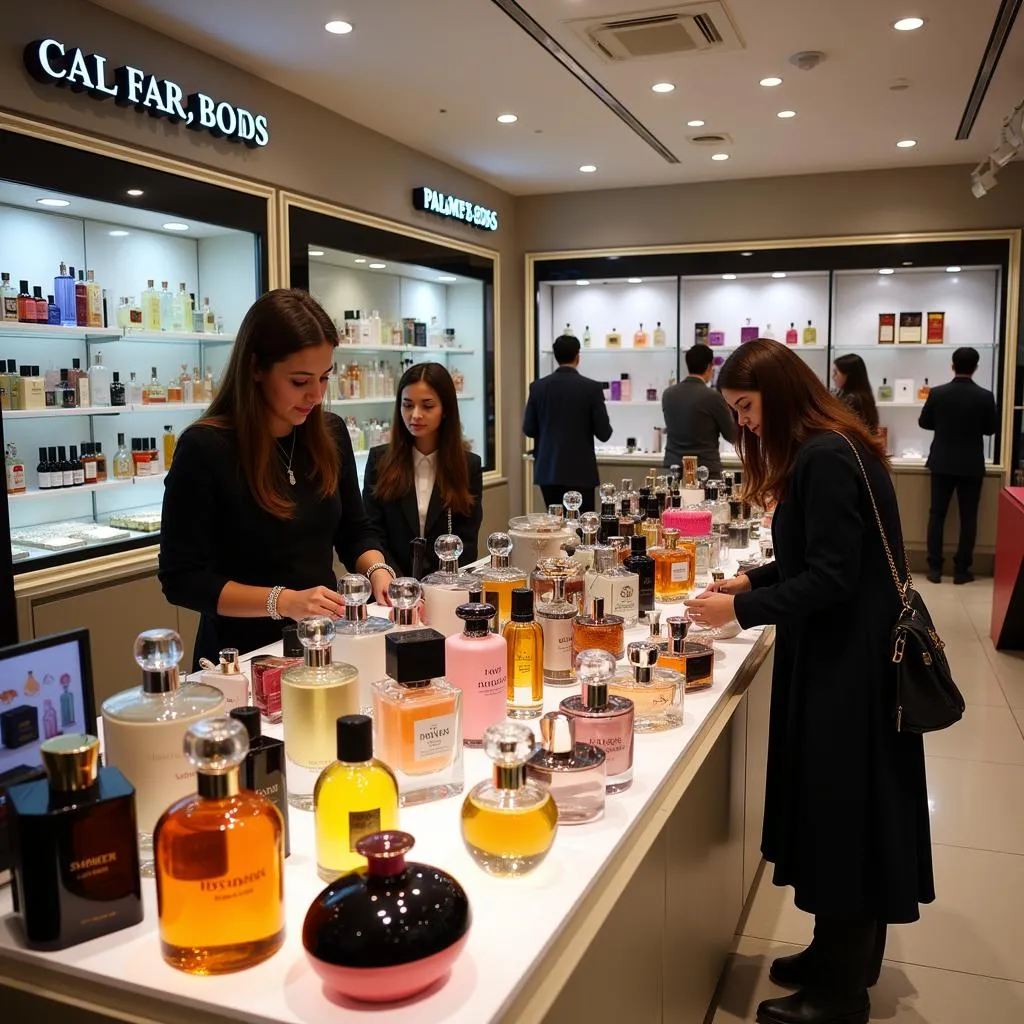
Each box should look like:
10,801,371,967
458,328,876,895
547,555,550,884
837,433,966,734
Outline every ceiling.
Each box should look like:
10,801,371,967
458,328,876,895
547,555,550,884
89,0,1024,195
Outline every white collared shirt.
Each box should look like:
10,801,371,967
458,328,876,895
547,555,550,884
413,448,438,536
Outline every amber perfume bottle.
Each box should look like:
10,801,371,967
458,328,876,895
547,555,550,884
653,528,695,602
229,706,290,857
7,734,143,951
572,596,625,663
660,617,715,692
608,641,684,733
502,588,544,720
526,712,606,825
472,531,528,633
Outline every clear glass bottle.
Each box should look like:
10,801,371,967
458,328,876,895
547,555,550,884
445,602,508,747
101,629,225,874
314,714,399,881
85,270,103,328
608,640,684,733
568,512,602,571
143,365,167,404
125,370,143,405
158,281,173,329
525,711,606,825
623,534,656,620
0,272,18,321
460,723,557,877
584,546,640,627
420,534,480,637
472,531,528,633
571,595,625,663
653,321,667,347
536,575,577,686
877,377,893,402
502,588,544,720
141,279,161,331
154,717,285,974
560,650,635,794
203,296,216,334
87,350,111,408
652,528,694,602
112,432,133,480
281,617,361,810
172,283,192,332
333,573,393,708
372,628,464,807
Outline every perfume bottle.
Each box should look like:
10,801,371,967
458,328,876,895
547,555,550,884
181,363,194,403
584,546,640,627
85,270,103,327
803,319,817,344
526,712,607,825
162,424,176,468
229,706,290,857
388,576,424,630
7,734,143,950
112,432,133,480
314,714,399,881
1,272,18,321
154,717,285,974
652,527,694,601
660,618,715,692
460,722,557,877
569,511,602,571
608,641,684,733
202,296,216,334
333,573,393,708
124,370,142,405
420,534,479,637
172,283,192,332
141,279,161,331
159,281,173,329
560,650,635,794
445,602,508,747
199,648,250,711
101,629,225,874
109,371,126,406
281,617,360,810
143,366,167,404
472,531,529,633
571,595,625,663
786,322,798,345
502,588,544,720
5,443,26,495
87,350,111,408
582,324,591,347
536,575,577,686
653,321,667,347
633,322,648,348
371,628,464,807
918,378,931,401
623,535,655,621
878,377,894,401
605,327,621,348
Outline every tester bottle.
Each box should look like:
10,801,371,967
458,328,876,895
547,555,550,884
445,602,508,747
503,588,544,720
230,706,290,857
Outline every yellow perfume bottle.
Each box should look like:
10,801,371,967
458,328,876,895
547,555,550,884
802,319,817,345
502,589,544,719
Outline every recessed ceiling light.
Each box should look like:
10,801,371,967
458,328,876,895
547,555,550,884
893,17,924,31
896,139,917,148
354,257,367,263
108,230,130,237
324,20,353,34
652,82,675,93
878,268,895,275
575,280,591,287
687,119,705,127
771,272,787,279
627,278,642,284
162,222,189,231
722,274,737,280
36,198,70,207
902,261,914,266
946,265,962,273
125,188,144,197
741,251,753,256
496,113,518,124
308,250,325,256
711,153,730,161
579,164,597,173
368,263,386,270
437,275,458,282
777,110,797,119
759,76,783,87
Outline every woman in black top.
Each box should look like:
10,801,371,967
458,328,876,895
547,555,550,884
686,341,933,1024
159,290,391,667
832,353,880,433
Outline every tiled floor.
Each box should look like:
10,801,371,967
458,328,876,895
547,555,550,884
711,579,1024,1023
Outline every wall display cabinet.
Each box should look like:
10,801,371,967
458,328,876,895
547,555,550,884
283,194,498,490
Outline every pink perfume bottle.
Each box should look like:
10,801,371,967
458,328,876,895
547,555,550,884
559,649,634,793
526,711,606,824
445,602,508,748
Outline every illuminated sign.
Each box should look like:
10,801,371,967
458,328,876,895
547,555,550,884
413,186,498,231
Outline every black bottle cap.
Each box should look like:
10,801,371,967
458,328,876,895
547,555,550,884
630,535,646,555
457,602,496,636
117,432,125,445
229,706,262,742
19,366,29,375
112,371,120,382
47,446,56,460
336,714,373,762
38,447,46,461
19,280,28,292
33,286,42,298
31,366,39,375
94,442,103,453
601,502,616,516
47,294,55,304
510,587,534,622
72,358,81,369
60,368,69,381
282,624,302,657
69,445,78,460
385,628,446,684
82,442,92,455
7,359,14,372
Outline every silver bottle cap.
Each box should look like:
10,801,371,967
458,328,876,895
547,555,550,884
298,616,335,667
592,546,616,571
667,614,691,654
647,609,662,639
217,648,241,675
628,639,659,683
486,531,512,569
576,648,616,708
339,573,371,622
540,712,576,755
134,628,183,694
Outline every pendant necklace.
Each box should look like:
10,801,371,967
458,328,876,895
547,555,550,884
277,430,297,486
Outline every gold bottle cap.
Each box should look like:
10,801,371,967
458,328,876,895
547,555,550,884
663,528,680,550
41,733,100,792
218,648,242,674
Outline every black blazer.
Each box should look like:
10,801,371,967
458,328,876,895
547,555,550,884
918,377,997,477
523,366,612,488
361,445,483,578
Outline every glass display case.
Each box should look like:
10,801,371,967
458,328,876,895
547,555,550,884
284,196,497,489
0,126,270,589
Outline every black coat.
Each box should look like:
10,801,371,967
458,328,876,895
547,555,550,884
919,376,997,477
361,445,483,579
734,433,935,924
523,366,612,488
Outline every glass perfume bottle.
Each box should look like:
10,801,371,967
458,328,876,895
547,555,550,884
141,279,161,331
633,322,648,348
112,432,133,480
85,270,103,327
172,283,192,332
584,546,640,627
653,527,694,601
87,350,111,408
281,617,360,810
421,534,480,637
472,531,528,633
445,602,508,747
536,575,577,686
229,706,290,857
199,647,250,712
109,371,126,406
460,722,557,877
571,595,625,663
7,733,143,950
608,640,684,733
314,714,399,881
143,365,167,404
623,534,656,620
653,321,667,347
203,296,216,334
333,573,393,708
101,629,225,874
154,717,285,974
560,650,634,794
126,370,143,405
502,588,544,720
878,377,894,401
660,617,716,692
803,319,817,344
786,322,798,345
605,327,621,348
918,378,931,401
372,629,464,806
582,324,591,347
526,712,606,825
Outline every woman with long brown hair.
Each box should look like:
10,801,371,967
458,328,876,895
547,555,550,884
685,340,933,1024
832,352,880,432
362,362,482,577
159,289,391,666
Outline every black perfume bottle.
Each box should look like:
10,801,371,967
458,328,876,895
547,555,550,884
7,734,143,950
230,706,290,856
109,370,126,406
623,535,656,620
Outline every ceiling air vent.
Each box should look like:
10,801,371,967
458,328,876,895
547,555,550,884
689,132,732,145
572,3,744,61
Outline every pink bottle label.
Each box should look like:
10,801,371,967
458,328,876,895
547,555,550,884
570,713,634,776
445,633,507,743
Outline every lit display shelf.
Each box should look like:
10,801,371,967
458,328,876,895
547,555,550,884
333,343,477,355
4,403,209,419
7,474,166,502
326,394,475,408
0,325,235,345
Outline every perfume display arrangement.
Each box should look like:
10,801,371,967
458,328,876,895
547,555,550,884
694,318,818,347
874,311,945,345
603,370,676,403
561,321,669,350
328,359,466,400
337,310,464,350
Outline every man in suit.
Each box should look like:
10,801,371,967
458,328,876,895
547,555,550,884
918,346,997,584
523,334,612,514
661,344,737,477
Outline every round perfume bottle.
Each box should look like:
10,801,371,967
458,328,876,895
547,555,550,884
334,573,393,707
608,640,684,733
388,577,423,628
526,712,606,825
303,831,471,1003
460,723,558,877
472,531,528,632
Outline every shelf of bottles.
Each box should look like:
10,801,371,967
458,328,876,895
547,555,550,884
0,182,258,568
831,266,1001,464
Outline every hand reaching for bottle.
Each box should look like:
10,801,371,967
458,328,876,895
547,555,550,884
277,586,345,621
703,573,752,596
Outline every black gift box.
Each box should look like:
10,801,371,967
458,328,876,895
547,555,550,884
1,706,40,749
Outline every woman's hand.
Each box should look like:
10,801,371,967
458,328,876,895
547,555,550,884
277,586,345,621
368,569,393,607
704,573,752,595
683,592,737,629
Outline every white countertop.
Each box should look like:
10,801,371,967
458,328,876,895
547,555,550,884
0,547,772,1024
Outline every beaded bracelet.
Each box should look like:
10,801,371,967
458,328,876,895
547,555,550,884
267,585,285,620
365,562,396,582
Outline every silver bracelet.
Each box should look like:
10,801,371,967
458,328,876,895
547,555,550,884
365,562,396,582
267,585,285,620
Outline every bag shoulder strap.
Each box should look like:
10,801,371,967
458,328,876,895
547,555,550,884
832,431,913,608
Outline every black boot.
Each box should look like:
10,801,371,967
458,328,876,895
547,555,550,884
769,946,818,988
756,989,869,1024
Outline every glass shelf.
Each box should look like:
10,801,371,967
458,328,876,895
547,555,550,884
835,343,996,352
4,402,208,419
326,395,475,408
0,324,236,345
334,343,476,355
8,473,167,502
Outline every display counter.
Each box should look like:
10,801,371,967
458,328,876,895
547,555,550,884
0,547,775,1024
992,486,1024,649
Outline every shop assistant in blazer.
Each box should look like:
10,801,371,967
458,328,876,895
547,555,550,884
362,362,483,578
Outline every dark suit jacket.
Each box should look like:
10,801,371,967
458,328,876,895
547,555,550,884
918,377,997,477
661,376,737,476
361,445,483,578
523,366,612,488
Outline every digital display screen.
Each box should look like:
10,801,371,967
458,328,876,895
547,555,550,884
0,631,94,775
